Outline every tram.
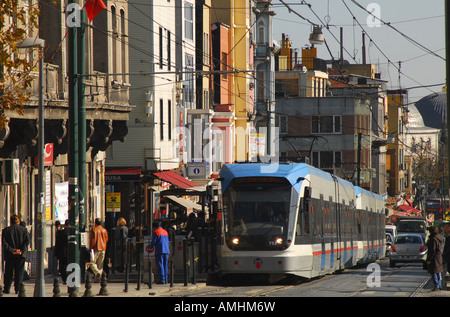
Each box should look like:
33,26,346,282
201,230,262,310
216,163,386,280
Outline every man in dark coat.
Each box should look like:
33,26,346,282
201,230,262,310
54,220,69,284
2,215,30,294
443,222,450,274
426,225,444,291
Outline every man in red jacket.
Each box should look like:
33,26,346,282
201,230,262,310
89,218,109,281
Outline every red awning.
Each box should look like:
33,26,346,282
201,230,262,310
106,167,142,174
153,171,198,189
396,204,422,216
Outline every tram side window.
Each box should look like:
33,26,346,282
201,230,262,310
296,197,310,235
297,187,311,236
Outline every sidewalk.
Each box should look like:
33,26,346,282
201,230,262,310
0,274,207,298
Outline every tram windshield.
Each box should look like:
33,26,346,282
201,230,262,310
223,177,292,251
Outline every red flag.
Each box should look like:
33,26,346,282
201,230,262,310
84,0,107,22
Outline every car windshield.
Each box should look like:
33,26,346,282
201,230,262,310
397,221,425,232
426,200,440,209
395,236,422,244
223,177,292,251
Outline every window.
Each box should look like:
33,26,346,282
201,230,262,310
258,20,265,44
256,71,265,102
168,100,172,140
159,27,163,69
277,115,288,134
312,151,342,170
312,115,341,134
160,99,164,140
111,6,117,76
184,2,193,40
120,9,127,82
185,55,194,103
167,31,171,70
221,52,228,80
203,32,210,65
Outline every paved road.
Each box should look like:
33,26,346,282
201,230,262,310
2,258,449,299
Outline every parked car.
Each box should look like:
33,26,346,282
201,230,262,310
385,233,394,256
385,224,397,239
389,233,427,268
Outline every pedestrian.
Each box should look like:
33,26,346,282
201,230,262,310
150,220,170,284
114,217,128,272
54,219,69,284
443,222,450,275
426,225,444,291
2,215,29,294
89,218,109,281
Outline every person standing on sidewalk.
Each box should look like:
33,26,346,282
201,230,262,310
426,225,444,291
443,222,450,275
150,221,170,284
54,220,69,284
89,218,109,281
2,215,29,294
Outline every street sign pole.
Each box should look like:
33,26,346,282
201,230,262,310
68,0,80,294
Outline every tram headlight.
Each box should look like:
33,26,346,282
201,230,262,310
231,237,240,245
275,237,283,245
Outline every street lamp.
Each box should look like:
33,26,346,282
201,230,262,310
18,37,46,297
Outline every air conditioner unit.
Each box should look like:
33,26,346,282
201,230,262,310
1,159,20,185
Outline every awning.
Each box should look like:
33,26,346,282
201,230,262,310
153,170,199,189
396,204,422,216
106,167,142,174
164,195,202,212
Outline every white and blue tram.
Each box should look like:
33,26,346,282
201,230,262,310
217,163,386,279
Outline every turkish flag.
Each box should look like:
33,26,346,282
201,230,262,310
84,0,107,22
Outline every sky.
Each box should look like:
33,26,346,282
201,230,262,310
271,0,446,104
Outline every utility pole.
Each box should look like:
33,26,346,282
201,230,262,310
78,7,87,233
18,36,46,297
357,132,361,187
446,0,450,196
77,7,87,284
67,0,79,294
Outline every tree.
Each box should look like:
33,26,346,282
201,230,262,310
410,139,447,195
0,0,40,130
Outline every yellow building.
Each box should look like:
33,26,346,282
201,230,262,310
386,89,408,196
211,0,253,163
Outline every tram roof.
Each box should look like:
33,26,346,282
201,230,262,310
219,163,354,193
355,186,385,202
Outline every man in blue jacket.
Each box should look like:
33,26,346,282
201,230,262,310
150,221,170,284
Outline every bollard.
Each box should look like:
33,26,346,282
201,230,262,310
191,237,196,285
198,227,203,274
98,272,109,296
83,274,93,297
53,278,61,297
124,239,130,292
136,242,142,291
68,286,78,297
170,258,174,287
18,283,26,297
183,238,188,286
148,259,153,289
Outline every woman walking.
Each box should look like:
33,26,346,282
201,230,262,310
426,226,444,291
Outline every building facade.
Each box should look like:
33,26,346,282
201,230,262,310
0,0,132,272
